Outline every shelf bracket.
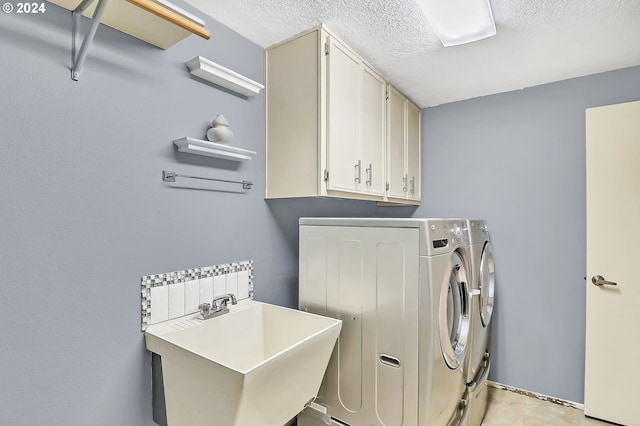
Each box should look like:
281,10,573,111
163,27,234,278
71,0,110,81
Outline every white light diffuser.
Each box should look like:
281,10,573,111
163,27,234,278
417,0,496,47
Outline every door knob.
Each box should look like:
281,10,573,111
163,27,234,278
591,275,617,286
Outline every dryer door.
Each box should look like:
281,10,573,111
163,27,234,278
439,250,471,370
479,242,495,328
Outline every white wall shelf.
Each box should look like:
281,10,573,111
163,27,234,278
186,56,265,97
173,137,256,161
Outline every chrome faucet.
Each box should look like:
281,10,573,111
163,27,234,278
198,293,237,320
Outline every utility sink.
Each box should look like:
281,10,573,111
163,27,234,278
145,299,341,426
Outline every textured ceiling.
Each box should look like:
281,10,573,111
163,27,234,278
184,0,640,107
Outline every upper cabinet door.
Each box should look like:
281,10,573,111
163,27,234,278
360,65,387,196
326,36,361,193
407,100,421,201
388,86,407,199
386,86,421,203
266,30,320,199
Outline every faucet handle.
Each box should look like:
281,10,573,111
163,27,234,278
213,298,228,310
211,293,237,309
198,303,211,315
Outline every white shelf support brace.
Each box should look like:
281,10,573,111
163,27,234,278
71,0,110,81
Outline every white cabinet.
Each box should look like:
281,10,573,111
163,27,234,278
266,27,387,201
386,85,421,203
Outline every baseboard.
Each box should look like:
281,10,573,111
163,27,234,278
487,380,585,410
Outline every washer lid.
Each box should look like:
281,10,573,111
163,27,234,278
479,242,495,327
439,250,470,370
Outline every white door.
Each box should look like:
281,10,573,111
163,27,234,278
326,36,361,193
585,100,640,424
359,65,386,196
406,100,421,201
387,86,407,199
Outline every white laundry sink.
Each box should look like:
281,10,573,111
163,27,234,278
145,299,341,426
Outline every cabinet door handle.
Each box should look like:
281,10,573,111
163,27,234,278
355,160,362,184
410,176,415,195
366,164,372,186
402,174,408,192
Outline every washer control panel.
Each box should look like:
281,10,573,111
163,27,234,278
451,223,463,242
425,219,469,255
449,221,468,244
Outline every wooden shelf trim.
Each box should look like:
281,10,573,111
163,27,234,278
126,0,210,40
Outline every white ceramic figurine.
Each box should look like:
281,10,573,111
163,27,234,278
206,114,234,143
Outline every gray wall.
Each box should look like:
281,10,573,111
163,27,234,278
0,5,267,425
418,65,640,403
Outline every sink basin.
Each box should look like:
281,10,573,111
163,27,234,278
145,299,341,426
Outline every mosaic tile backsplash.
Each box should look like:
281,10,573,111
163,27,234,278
141,260,253,331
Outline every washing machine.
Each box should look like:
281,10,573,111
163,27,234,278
297,218,472,426
462,220,495,426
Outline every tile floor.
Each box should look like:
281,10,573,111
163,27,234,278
482,386,613,425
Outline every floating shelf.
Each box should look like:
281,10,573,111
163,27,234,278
186,56,265,97
173,137,256,161
50,0,210,50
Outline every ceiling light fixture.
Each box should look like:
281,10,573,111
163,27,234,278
417,0,496,47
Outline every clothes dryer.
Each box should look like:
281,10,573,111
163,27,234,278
297,218,472,426
463,220,496,426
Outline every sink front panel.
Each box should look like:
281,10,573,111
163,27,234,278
145,300,342,426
